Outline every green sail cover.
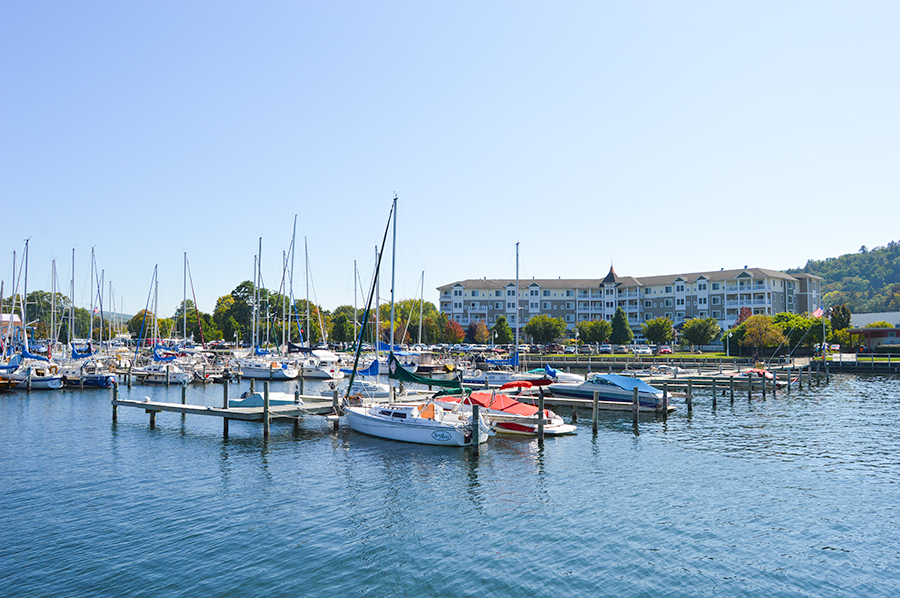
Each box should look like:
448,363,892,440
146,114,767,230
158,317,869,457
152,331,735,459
388,353,462,391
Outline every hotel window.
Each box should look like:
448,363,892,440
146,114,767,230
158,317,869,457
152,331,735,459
665,299,672,307
471,290,479,297
644,288,652,295
543,290,550,297
495,290,502,297
507,302,515,309
530,289,539,296
676,298,685,306
543,302,551,309
699,311,707,317
453,302,461,309
665,312,672,319
644,313,652,321
712,283,720,290
665,286,672,293
530,302,538,309
676,284,684,292
676,311,684,318
712,310,720,318
698,297,707,305
566,290,573,297
645,300,652,308
507,289,516,296
453,290,462,296
565,314,574,323
566,302,574,309
712,297,721,305
494,302,502,309
698,283,707,291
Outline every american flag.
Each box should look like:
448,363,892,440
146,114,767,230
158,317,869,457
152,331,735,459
813,307,824,318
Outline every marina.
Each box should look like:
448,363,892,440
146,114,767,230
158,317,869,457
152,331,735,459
1,373,898,597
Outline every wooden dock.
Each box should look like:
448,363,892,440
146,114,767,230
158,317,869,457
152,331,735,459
112,381,340,439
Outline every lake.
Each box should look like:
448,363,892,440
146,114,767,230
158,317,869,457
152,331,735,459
1,374,898,597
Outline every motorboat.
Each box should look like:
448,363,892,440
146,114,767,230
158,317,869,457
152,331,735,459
548,373,673,412
434,386,576,436
321,378,393,400
59,359,117,388
344,400,491,446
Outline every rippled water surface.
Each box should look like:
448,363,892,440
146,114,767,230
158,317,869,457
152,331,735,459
1,375,898,597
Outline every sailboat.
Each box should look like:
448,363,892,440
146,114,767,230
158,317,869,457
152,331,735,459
343,197,490,446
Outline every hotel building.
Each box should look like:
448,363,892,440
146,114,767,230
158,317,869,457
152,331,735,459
438,266,822,340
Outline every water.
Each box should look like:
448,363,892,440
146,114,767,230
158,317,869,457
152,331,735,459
1,375,898,597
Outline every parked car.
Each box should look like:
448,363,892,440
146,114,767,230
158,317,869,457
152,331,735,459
614,345,629,354
657,345,672,355
547,343,563,353
633,346,652,355
599,344,612,354
564,346,576,354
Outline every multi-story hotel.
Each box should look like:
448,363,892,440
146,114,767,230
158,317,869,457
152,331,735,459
438,266,822,340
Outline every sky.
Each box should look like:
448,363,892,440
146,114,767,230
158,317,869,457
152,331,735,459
2,1,898,319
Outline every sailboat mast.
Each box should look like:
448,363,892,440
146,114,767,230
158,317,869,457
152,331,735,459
353,260,358,348
515,241,520,366
183,252,187,342
305,238,310,347
70,248,75,345
390,195,397,351
51,259,56,346
88,247,95,343
23,241,28,351
289,215,297,347
418,271,424,345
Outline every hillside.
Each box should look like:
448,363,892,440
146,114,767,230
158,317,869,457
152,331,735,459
787,240,900,313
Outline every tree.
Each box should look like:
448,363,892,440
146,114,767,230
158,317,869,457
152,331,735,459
465,322,478,343
473,321,491,345
735,306,753,326
739,315,786,351
491,315,513,345
609,308,633,345
330,313,354,343
830,304,851,331
575,320,612,345
128,310,155,336
522,314,567,344
680,317,720,348
443,320,465,344
641,317,673,346
864,321,894,328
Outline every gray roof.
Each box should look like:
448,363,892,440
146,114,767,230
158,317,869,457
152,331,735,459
437,267,802,292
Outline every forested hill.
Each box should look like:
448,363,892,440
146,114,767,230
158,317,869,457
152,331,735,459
786,240,900,313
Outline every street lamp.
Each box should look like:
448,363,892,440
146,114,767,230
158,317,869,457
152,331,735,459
726,330,732,357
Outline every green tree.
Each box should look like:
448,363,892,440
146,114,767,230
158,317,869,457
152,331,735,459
830,304,851,331
330,312,354,343
864,321,894,328
491,315,513,345
127,310,155,336
576,319,612,345
523,314,567,344
680,317,720,348
740,315,786,351
641,317,673,346
609,308,633,345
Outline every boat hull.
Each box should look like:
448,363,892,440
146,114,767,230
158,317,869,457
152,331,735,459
344,406,485,446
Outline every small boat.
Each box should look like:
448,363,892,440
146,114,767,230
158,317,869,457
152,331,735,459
549,373,673,412
8,362,64,390
321,378,392,400
237,359,300,380
299,350,345,380
727,368,789,387
229,390,301,408
344,400,491,446
435,385,576,436
131,363,192,385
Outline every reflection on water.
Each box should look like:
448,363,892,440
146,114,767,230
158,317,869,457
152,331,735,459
1,374,899,597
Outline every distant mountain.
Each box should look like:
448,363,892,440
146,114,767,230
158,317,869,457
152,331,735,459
787,240,900,313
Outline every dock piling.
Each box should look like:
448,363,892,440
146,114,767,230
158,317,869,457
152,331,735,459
263,382,270,440
632,387,639,422
472,404,480,454
332,389,340,432
537,389,545,444
223,382,229,438
592,390,599,434
712,379,717,408
112,380,118,422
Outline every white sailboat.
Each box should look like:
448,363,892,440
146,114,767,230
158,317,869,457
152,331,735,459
344,196,490,446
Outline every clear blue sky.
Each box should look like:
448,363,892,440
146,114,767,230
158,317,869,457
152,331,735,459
3,2,898,318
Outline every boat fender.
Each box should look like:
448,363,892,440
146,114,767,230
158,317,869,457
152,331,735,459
271,362,278,369
49,365,58,374
475,369,482,377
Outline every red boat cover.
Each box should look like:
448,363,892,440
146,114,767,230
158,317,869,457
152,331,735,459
465,391,540,416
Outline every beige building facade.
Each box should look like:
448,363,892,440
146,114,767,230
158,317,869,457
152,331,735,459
438,266,823,340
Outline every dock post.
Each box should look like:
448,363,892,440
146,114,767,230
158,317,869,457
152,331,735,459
730,376,735,402
299,377,304,396
772,372,777,398
332,389,340,432
787,369,791,395
27,367,32,391
571,405,577,423
686,380,693,413
112,380,118,422
149,410,156,428
712,379,717,408
181,382,187,405
537,388,545,444
127,366,132,388
662,383,668,416
263,381,270,440
632,387,639,422
223,382,229,439
798,366,803,390
293,388,300,433
250,378,255,394
762,374,767,399
166,365,170,388
592,390,599,434
472,404,480,454
748,374,753,400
